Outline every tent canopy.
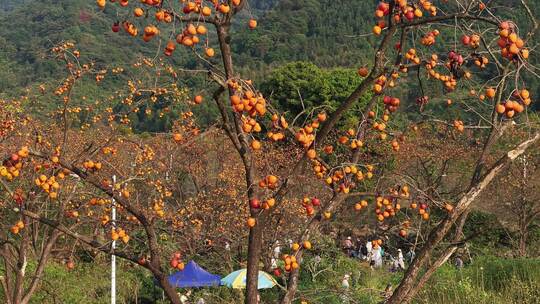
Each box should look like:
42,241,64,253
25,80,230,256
168,260,222,288
221,269,277,289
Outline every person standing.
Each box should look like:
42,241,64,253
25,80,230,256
454,256,464,269
341,274,351,303
360,242,368,260
405,247,415,265
389,255,399,272
342,274,351,289
397,249,405,270
353,238,363,258
273,241,281,259
372,246,383,268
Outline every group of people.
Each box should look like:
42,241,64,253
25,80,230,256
342,236,416,271
179,291,260,304
178,290,207,304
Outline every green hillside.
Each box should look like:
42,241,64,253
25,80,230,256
233,0,376,69
0,0,539,120
0,0,33,12
1,0,539,97
0,0,277,95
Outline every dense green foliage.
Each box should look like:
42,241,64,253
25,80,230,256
260,62,370,123
0,0,33,12
233,0,375,69
0,260,144,303
0,0,201,96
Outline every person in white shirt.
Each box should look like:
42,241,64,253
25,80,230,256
273,241,281,259
341,274,350,289
179,290,191,304
397,249,405,270
372,246,383,268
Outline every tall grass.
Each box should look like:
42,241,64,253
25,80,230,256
292,251,540,304
416,256,540,304
5,248,538,303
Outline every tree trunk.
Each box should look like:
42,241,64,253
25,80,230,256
386,214,457,304
280,266,300,304
518,226,528,257
21,230,61,304
246,223,263,304
402,246,457,303
0,273,11,304
386,133,540,304
12,218,30,304
215,22,260,304
401,207,473,303
154,270,181,304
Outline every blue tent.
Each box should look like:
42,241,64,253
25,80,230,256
167,260,222,288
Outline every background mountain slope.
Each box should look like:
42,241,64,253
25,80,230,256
1,0,538,98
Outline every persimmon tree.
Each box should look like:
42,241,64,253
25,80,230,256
0,42,311,304
0,45,115,304
0,42,201,304
2,1,540,304
0,104,65,304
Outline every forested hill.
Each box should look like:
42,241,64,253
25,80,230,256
0,0,32,12
1,0,539,102
232,0,540,91
0,0,276,94
0,0,378,94
233,0,377,69
0,0,162,94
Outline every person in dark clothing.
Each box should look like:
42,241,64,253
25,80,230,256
360,242,368,260
353,238,363,258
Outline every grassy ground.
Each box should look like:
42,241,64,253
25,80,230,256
417,256,540,304
4,248,539,303
288,253,540,304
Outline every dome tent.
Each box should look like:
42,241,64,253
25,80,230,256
167,260,222,288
